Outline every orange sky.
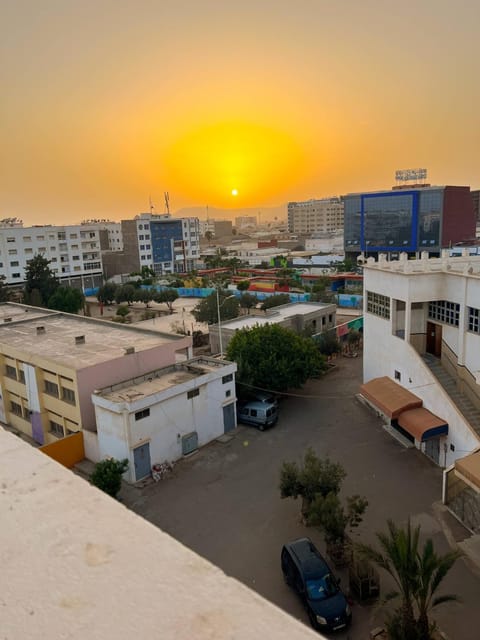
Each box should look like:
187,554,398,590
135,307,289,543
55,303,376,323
2,1,480,225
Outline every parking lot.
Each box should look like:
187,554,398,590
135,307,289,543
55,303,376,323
123,356,480,639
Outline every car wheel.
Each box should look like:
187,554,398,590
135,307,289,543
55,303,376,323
258,424,265,432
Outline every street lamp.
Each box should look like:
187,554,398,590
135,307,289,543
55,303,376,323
216,290,236,358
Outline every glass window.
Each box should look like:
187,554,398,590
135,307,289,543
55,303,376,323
135,408,150,421
62,387,76,404
50,421,64,438
222,374,233,384
187,388,199,399
45,380,59,397
468,307,480,333
366,291,390,319
428,301,460,327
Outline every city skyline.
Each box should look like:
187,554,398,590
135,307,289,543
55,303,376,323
2,1,480,226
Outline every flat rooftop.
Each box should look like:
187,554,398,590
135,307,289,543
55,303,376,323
219,302,334,331
0,303,53,323
95,358,232,404
0,307,189,369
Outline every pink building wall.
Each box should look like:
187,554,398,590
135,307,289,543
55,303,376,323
76,336,192,431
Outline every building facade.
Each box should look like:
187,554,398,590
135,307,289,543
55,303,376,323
362,252,480,468
344,185,476,260
92,357,237,482
0,303,192,447
287,198,344,235
235,216,257,229
0,219,116,288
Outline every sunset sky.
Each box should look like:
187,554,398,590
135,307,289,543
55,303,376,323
2,1,480,225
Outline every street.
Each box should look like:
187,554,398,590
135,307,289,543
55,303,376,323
122,356,480,640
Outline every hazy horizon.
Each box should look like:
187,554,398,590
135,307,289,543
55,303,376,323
2,1,480,225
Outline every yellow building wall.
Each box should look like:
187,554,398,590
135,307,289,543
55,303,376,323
40,432,85,468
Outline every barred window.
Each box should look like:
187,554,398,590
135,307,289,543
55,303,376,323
6,365,17,380
62,387,76,405
10,401,22,416
428,301,460,327
222,374,233,384
366,291,390,319
187,388,199,399
45,380,59,397
468,307,480,333
135,408,150,421
50,421,64,438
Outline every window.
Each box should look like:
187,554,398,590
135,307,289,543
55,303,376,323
70,233,78,239
45,380,59,397
10,401,22,416
6,237,15,242
62,387,76,404
49,421,64,438
394,370,401,381
135,408,150,421
6,365,17,380
222,374,233,384
139,235,144,240
226,389,231,397
428,301,460,327
187,388,199,399
23,236,32,242
8,249,17,255
25,248,33,254
366,291,390,319
37,235,45,241
12,273,21,278
10,261,19,267
468,307,480,334
328,314,333,323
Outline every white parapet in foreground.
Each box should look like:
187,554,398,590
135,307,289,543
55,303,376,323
0,429,322,640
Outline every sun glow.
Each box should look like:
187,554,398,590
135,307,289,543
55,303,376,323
231,188,238,196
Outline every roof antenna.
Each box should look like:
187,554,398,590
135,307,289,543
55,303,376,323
164,192,170,215
149,196,155,214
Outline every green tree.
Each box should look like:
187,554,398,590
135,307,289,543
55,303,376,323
0,275,12,302
115,305,130,320
115,284,136,305
134,288,153,307
192,291,239,324
227,324,326,393
317,330,341,357
155,288,179,314
236,280,250,292
97,282,118,304
24,254,59,306
357,520,461,640
239,292,258,313
90,458,129,498
261,293,291,310
48,286,85,313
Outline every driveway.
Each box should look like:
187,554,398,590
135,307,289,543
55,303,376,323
123,356,480,639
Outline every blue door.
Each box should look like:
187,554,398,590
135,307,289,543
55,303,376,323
133,442,151,481
223,403,236,433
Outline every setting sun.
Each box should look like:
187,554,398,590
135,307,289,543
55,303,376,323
231,189,238,196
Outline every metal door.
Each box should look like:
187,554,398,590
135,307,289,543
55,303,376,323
425,438,440,465
426,322,442,357
223,403,236,433
182,431,198,455
133,442,151,481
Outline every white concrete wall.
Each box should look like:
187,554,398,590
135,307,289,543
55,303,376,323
364,312,479,467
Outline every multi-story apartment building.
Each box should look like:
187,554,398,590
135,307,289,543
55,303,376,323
104,213,200,277
235,216,257,229
344,185,476,260
287,198,344,235
0,218,120,289
0,303,192,446
199,219,233,238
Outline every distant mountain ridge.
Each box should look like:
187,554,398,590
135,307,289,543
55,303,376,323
173,204,287,222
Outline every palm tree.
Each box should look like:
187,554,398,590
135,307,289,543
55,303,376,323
357,520,461,640
415,539,461,639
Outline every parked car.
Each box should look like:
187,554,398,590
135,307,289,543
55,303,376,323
281,538,352,633
237,400,278,431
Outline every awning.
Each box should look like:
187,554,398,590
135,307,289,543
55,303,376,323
360,376,423,419
397,407,448,441
455,449,480,491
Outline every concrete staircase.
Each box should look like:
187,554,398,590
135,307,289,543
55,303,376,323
423,354,480,437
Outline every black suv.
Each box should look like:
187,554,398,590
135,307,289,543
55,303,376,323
281,538,352,633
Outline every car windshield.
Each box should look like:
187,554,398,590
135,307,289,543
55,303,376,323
306,574,339,601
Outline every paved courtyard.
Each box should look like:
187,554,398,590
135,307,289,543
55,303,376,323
122,356,480,639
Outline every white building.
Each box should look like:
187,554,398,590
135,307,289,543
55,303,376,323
92,357,237,482
0,218,125,288
235,215,257,229
362,251,480,468
305,230,344,255
287,198,344,235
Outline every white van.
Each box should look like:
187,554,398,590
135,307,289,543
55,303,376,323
237,400,278,431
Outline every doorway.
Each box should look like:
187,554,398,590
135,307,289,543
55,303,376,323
223,403,236,433
426,322,442,357
133,442,151,481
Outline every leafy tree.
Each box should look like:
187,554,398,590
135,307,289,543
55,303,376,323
90,458,129,498
48,286,85,313
97,282,118,305
155,288,179,314
239,292,257,313
236,280,250,292
192,291,239,325
134,288,153,307
357,520,461,640
317,330,341,357
308,492,368,545
227,324,326,393
347,328,362,353
0,275,12,302
24,254,59,306
115,284,136,305
260,293,291,310
205,230,213,244
335,257,357,273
